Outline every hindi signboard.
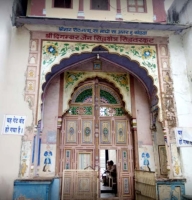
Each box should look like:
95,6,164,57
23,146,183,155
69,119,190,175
175,127,192,147
2,115,26,135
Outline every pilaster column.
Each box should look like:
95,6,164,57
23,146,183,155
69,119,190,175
94,80,99,169
157,43,182,178
116,0,123,20
56,116,62,176
131,118,139,169
77,0,85,19
33,121,41,177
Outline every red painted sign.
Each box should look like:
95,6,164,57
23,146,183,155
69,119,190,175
45,33,154,44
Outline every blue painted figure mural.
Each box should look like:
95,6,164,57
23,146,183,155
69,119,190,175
141,148,150,171
43,145,53,172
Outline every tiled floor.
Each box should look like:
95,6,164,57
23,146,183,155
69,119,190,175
100,193,116,198
100,182,116,198
100,183,113,191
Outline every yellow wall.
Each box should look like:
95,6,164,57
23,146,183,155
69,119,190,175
84,0,117,21
121,0,153,22
42,0,153,22
46,0,78,18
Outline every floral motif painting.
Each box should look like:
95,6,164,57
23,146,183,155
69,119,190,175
122,150,128,171
82,120,93,144
116,121,127,144
66,120,77,144
38,41,160,122
123,177,130,195
100,121,111,144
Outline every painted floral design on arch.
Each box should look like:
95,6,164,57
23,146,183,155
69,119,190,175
105,44,157,74
42,42,94,66
46,44,58,56
107,73,129,92
65,72,85,88
142,48,153,59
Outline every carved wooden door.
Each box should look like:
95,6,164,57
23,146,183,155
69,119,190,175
59,78,134,200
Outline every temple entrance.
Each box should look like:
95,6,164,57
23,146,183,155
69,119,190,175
58,78,134,199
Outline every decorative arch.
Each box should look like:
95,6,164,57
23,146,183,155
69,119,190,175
62,71,131,115
39,42,161,121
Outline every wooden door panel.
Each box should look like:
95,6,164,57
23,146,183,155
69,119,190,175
115,120,128,145
65,119,78,145
62,170,97,200
81,119,94,145
60,80,134,199
117,148,134,199
99,120,112,145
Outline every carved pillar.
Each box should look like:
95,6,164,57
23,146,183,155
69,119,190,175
158,43,182,178
77,0,84,19
116,0,123,20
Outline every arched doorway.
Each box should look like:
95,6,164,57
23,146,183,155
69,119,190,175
58,77,134,199
39,49,158,200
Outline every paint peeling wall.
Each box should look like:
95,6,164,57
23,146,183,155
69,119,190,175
169,33,192,194
168,1,192,192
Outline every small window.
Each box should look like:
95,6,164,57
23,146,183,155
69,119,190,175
91,0,109,10
54,0,72,8
127,0,146,13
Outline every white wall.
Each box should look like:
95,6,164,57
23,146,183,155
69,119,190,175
179,0,192,24
169,34,192,195
169,1,192,194
164,0,174,13
0,1,32,199
183,28,192,100
0,0,13,123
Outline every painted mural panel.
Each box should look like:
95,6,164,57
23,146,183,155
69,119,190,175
158,145,168,175
64,150,71,169
19,141,32,178
82,120,93,144
65,120,77,144
170,143,182,177
139,145,155,172
122,149,129,171
39,144,56,176
115,120,127,144
100,121,111,144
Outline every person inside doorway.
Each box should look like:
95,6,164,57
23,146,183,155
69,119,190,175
102,160,114,186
